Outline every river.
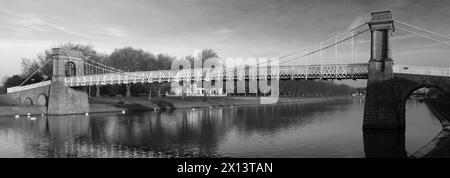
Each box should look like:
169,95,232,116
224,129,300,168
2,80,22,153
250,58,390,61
0,98,443,158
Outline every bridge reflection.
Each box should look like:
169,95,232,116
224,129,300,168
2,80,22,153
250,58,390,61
363,129,407,158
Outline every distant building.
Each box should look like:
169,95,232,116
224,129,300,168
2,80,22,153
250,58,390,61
170,83,225,96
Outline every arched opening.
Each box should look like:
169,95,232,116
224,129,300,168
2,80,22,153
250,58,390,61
24,97,33,106
403,86,444,156
65,61,76,77
36,94,48,106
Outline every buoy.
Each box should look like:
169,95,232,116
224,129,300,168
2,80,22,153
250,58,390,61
14,115,20,118
122,110,126,114
30,117,36,121
192,108,195,111
209,106,213,109
85,113,89,116
27,113,31,116
41,114,45,116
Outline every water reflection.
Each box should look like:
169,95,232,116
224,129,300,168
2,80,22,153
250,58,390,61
363,129,407,158
0,98,442,158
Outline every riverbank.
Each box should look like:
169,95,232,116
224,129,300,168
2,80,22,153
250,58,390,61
424,99,450,130
0,94,46,116
411,98,450,158
0,94,355,116
91,95,354,109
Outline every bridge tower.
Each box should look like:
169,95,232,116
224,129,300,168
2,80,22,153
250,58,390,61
363,11,401,130
47,48,90,115
363,10,450,132
367,11,394,81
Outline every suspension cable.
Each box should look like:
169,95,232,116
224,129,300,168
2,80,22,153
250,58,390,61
397,27,450,47
65,23,370,82
394,19,450,41
277,28,370,66
19,58,53,86
207,26,370,79
247,22,369,70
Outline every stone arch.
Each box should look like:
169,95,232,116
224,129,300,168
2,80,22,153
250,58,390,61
364,74,450,130
36,93,48,106
399,84,448,127
402,84,446,105
65,61,77,77
24,97,33,106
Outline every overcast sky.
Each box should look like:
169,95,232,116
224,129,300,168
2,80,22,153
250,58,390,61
1,0,450,86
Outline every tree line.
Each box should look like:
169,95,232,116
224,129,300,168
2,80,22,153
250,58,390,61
279,80,356,97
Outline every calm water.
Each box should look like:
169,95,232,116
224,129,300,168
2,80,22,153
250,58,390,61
0,98,443,158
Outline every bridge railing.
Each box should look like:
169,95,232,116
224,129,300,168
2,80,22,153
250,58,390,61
393,65,450,77
277,63,369,80
6,80,52,93
63,63,370,87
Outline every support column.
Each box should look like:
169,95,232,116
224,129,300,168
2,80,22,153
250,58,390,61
125,84,131,97
363,11,401,130
47,48,90,115
96,86,101,97
363,129,407,158
157,85,161,97
148,87,152,100
367,10,394,82
181,82,184,100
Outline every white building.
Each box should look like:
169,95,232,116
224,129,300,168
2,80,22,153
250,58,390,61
170,83,225,96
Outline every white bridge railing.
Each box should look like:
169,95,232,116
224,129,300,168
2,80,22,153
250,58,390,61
393,65,450,77
64,63,370,87
6,80,51,93
8,64,450,93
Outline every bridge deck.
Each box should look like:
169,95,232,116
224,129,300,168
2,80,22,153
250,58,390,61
393,65,450,77
7,64,450,93
6,80,51,93
64,63,370,87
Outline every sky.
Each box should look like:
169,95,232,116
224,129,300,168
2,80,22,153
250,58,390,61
1,0,450,87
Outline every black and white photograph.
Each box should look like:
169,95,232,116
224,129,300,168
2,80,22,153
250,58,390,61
1,0,450,175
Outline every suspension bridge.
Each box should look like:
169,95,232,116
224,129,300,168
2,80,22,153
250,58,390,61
5,10,450,130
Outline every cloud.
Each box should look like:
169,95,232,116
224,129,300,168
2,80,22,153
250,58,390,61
2,10,48,32
45,23,91,39
102,27,131,38
348,15,371,31
0,40,52,49
1,9,91,39
215,27,237,36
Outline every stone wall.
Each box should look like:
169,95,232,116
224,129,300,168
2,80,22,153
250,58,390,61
47,80,90,115
6,85,50,106
6,81,90,115
364,73,450,130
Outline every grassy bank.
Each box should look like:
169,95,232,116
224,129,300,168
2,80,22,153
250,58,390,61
424,98,450,130
89,95,353,111
0,94,353,116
